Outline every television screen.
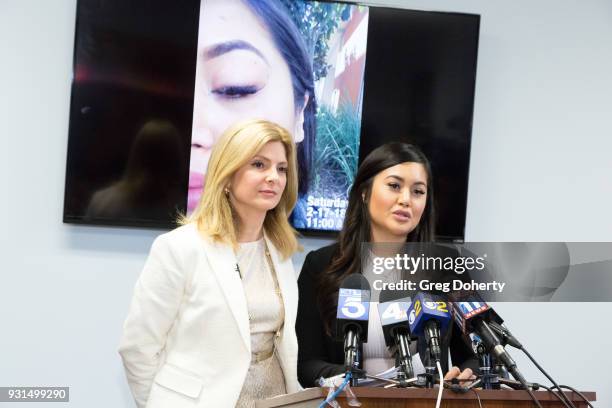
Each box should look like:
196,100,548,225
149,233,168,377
63,0,200,228
360,6,479,240
63,0,479,241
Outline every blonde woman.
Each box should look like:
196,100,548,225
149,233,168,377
119,120,301,408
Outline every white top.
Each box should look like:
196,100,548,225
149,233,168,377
362,252,425,375
364,302,426,376
236,238,284,354
235,238,286,407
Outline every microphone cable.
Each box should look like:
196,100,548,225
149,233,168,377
490,322,577,408
470,388,483,408
517,377,543,408
444,377,483,408
521,347,578,408
553,385,594,408
536,383,574,408
435,361,443,408
318,371,351,408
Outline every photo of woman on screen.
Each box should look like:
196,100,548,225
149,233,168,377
189,0,316,211
189,0,369,232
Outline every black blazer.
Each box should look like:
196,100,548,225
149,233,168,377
296,243,479,387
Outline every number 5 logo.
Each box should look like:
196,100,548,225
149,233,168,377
342,296,366,319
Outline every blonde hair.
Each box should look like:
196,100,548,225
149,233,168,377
182,119,300,259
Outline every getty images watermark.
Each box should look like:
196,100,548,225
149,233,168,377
370,251,506,294
361,242,612,301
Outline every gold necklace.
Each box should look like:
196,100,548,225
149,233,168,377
263,240,284,341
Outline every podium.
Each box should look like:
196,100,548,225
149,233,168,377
256,387,596,407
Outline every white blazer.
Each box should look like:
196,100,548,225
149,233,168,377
119,223,300,408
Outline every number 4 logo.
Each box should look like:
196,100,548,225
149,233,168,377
381,302,406,321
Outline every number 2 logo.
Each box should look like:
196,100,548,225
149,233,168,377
436,301,448,313
414,300,422,317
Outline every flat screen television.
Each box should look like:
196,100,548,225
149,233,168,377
63,0,479,241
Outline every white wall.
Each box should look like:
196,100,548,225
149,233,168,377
1,0,610,406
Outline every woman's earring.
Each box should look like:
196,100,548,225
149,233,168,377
224,187,230,197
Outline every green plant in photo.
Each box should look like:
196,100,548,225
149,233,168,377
312,102,361,197
279,0,351,81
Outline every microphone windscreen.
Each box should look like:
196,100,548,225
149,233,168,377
336,274,371,342
407,292,451,336
452,293,503,335
378,291,412,347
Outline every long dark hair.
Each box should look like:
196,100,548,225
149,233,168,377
243,0,316,195
316,143,436,335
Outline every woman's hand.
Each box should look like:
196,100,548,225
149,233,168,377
444,366,476,386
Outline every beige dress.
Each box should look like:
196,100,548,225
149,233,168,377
235,239,287,408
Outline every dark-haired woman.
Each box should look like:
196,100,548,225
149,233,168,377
188,0,315,211
296,142,478,387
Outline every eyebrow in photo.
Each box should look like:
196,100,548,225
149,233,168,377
203,40,268,64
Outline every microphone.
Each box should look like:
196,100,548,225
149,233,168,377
451,296,527,385
406,292,451,362
336,274,371,371
469,333,487,358
451,297,503,333
378,290,414,378
489,321,523,349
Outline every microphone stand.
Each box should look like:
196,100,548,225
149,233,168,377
392,354,412,388
473,339,500,389
343,329,364,386
415,348,437,388
493,358,509,383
